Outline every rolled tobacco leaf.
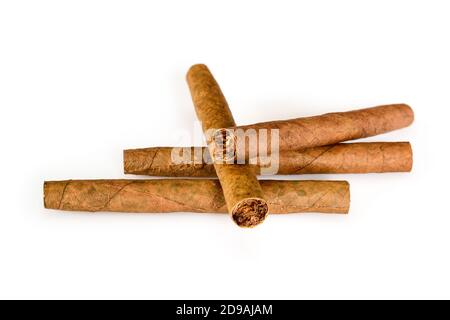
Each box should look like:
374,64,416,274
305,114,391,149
186,64,269,227
124,142,413,177
44,179,350,214
219,103,414,159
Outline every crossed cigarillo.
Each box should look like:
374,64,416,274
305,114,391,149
44,64,414,228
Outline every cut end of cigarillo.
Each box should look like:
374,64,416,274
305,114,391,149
211,128,237,163
43,182,48,208
231,198,269,228
406,142,414,172
43,181,58,209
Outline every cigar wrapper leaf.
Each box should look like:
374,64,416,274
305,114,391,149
44,179,350,214
124,142,413,177
218,103,413,158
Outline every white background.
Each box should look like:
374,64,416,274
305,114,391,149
0,0,449,299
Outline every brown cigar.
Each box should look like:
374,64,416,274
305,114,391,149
44,179,350,214
186,64,268,228
215,103,413,159
124,142,413,177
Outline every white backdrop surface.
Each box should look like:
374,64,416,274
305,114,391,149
0,0,448,299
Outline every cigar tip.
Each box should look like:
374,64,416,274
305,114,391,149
123,149,129,174
231,198,269,228
400,103,412,109
403,102,413,112
187,64,209,78
189,63,208,70
43,181,50,209
43,180,72,210
399,103,415,124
